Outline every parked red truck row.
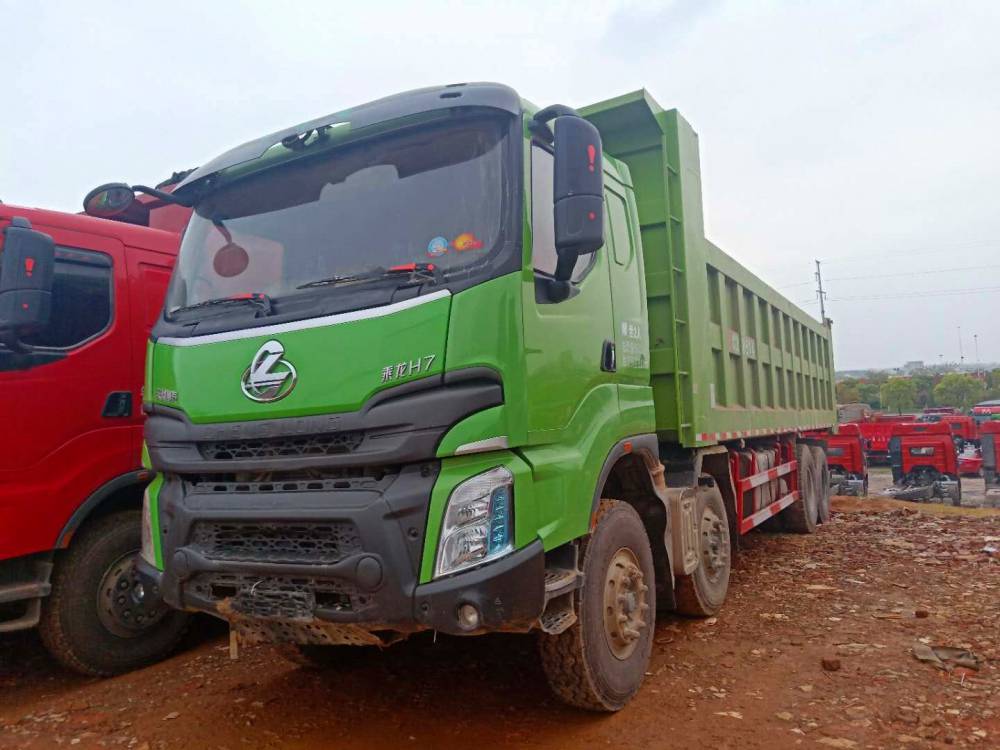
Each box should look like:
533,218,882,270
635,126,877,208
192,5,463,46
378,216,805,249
0,180,192,674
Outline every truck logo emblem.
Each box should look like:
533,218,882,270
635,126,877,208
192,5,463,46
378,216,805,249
241,340,297,402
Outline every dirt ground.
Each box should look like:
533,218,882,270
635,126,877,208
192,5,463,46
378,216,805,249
2,498,998,750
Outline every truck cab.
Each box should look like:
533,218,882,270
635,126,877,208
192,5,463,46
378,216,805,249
0,197,190,674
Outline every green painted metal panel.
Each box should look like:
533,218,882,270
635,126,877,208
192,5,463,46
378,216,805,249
581,91,836,447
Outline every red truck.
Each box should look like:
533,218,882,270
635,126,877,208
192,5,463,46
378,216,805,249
887,422,961,505
826,423,869,496
0,183,191,674
853,413,917,464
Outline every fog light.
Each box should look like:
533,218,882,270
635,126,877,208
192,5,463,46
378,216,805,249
457,603,480,631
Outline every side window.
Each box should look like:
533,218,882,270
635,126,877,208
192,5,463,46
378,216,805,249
607,191,633,266
21,247,112,349
530,145,595,283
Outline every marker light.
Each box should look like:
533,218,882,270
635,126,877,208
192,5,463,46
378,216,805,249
435,467,513,578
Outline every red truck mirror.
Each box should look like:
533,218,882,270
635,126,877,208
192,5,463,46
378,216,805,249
0,217,55,346
83,183,137,218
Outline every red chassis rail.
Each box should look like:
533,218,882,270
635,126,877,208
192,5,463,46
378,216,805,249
728,438,801,535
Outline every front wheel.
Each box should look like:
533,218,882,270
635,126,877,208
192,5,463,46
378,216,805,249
38,510,189,676
538,500,655,712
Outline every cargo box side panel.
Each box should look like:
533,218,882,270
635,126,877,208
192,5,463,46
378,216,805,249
583,91,836,447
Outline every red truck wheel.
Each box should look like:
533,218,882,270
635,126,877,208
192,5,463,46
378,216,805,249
538,499,655,711
38,510,189,676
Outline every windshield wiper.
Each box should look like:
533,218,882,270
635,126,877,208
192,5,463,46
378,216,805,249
296,262,443,290
170,292,273,317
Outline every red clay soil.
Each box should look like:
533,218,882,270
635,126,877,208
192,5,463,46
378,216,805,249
2,498,997,749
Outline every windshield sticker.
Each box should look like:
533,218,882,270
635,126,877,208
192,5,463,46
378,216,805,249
213,243,250,277
426,236,449,258
452,232,484,252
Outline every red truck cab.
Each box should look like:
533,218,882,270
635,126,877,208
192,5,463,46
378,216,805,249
887,422,961,505
0,194,190,674
826,423,868,495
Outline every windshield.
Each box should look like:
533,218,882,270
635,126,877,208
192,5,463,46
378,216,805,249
166,116,507,313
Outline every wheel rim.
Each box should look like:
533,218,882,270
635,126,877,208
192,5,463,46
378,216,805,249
97,550,167,638
602,547,649,661
700,504,730,583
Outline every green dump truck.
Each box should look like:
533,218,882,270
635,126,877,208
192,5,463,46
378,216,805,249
117,83,835,711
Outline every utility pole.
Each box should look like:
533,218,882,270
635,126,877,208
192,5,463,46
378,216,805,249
958,326,964,368
815,260,827,324
974,333,980,377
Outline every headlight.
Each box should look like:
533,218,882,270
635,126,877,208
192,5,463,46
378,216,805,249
141,485,156,566
435,466,513,578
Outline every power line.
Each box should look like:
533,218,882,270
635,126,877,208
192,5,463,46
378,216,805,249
779,262,1000,289
826,284,1000,302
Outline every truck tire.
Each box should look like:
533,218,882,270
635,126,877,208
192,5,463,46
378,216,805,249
38,510,189,676
538,499,655,712
783,443,818,534
810,446,831,523
675,484,731,617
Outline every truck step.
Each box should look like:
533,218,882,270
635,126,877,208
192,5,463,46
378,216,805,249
539,595,577,635
543,567,581,601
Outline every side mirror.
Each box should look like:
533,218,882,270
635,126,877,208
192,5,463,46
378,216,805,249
83,182,138,218
0,217,55,342
552,115,604,280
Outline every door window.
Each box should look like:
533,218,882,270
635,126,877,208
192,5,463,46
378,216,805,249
607,191,633,266
21,247,113,349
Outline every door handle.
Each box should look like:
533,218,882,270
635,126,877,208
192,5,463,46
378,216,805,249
102,391,133,418
601,340,617,373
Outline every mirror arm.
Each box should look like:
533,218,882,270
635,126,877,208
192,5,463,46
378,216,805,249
533,104,580,125
132,185,194,207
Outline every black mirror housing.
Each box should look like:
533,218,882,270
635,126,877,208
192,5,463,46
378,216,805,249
0,218,55,336
83,182,137,218
553,115,604,268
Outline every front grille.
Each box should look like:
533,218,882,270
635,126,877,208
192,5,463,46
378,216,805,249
191,521,362,565
197,431,365,461
189,572,355,619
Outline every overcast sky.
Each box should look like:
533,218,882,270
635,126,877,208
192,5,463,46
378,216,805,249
3,0,998,371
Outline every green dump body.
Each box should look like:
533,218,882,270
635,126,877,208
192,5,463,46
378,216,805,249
582,91,836,447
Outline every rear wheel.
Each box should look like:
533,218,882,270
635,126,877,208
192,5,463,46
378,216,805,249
538,500,655,712
675,484,731,617
811,446,831,523
783,443,818,533
39,510,189,676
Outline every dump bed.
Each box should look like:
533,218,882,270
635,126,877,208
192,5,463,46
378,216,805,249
582,91,836,447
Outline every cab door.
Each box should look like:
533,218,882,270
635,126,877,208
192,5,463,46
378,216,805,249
521,144,615,440
0,225,132,557
604,183,653,432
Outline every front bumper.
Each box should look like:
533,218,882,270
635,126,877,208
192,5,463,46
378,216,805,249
146,461,545,641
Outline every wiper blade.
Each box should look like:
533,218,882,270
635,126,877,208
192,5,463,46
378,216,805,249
171,292,273,317
296,263,443,290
